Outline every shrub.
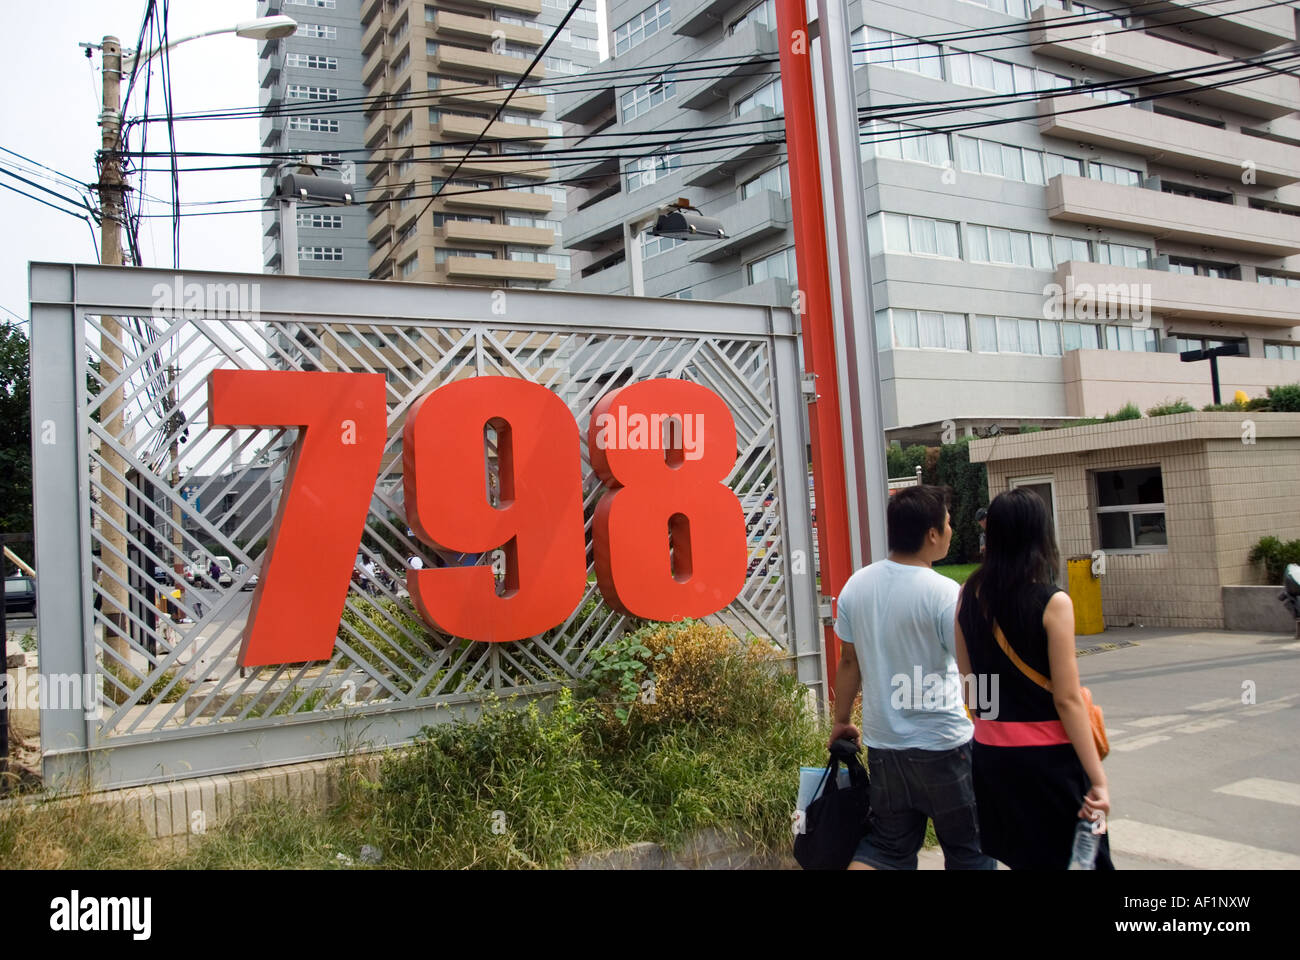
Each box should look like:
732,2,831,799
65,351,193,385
1063,402,1142,428
886,443,928,482
1265,383,1300,413
1202,402,1242,412
934,438,987,564
1146,398,1195,417
1248,536,1300,583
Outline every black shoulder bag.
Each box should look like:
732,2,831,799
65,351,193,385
793,739,870,870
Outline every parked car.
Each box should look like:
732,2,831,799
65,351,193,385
5,575,36,616
213,555,234,588
235,563,259,591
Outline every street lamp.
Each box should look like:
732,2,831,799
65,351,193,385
86,16,296,672
623,198,727,297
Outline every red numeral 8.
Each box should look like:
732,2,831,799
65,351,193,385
588,379,747,620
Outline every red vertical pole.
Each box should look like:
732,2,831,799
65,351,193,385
774,0,854,697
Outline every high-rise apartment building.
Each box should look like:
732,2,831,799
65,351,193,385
558,0,1300,442
258,0,600,285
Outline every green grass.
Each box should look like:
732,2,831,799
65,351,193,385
934,563,978,585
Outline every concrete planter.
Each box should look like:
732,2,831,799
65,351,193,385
1222,585,1297,634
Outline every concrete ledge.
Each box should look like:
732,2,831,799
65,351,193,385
571,826,797,870
1223,585,1298,634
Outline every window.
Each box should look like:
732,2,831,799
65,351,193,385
435,248,494,262
730,0,776,34
1095,467,1166,551
287,0,335,7
944,46,1070,94
1094,242,1149,269
297,213,343,229
640,230,682,258
394,116,413,141
1162,181,1232,204
435,212,494,226
974,316,1062,355
1169,257,1239,280
621,73,676,122
736,78,782,117
959,0,1031,16
667,288,694,299
1089,161,1142,187
614,0,671,58
544,55,585,75
1052,235,1090,264
625,151,680,192
400,255,420,278
882,309,969,350
286,54,338,70
966,224,1052,268
392,50,410,74
740,162,790,199
957,134,1047,184
747,246,797,285
287,84,339,101
506,215,562,236
870,213,961,258
286,116,339,132
1171,335,1243,354
852,27,943,78
299,24,337,40
1258,272,1300,288
1044,153,1083,179
298,246,343,261
1264,342,1299,360
865,120,952,167
509,250,571,268
1062,322,1158,352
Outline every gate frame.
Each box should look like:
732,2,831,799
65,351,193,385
29,261,826,789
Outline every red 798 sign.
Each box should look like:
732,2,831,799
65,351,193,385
209,371,747,667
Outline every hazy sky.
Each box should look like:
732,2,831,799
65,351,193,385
0,1,610,329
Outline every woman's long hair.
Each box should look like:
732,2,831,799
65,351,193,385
966,487,1060,624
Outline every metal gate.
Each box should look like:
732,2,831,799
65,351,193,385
29,262,823,789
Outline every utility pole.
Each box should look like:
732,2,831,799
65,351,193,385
96,36,133,674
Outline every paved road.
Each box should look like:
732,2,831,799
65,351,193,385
919,626,1300,870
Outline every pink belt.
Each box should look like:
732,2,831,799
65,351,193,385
973,717,1071,748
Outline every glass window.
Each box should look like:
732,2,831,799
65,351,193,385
937,221,960,259
918,311,945,348
894,309,920,347
1019,318,1041,354
1040,320,1062,356
1095,467,1166,551
967,224,989,262
613,0,671,58
997,316,1020,353
976,315,998,353
945,313,969,351
884,213,911,252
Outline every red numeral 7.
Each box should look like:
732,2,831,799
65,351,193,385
209,370,387,666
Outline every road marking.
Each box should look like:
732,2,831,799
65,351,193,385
1128,714,1188,728
1241,701,1295,718
1111,734,1170,753
1186,697,1240,713
1170,717,1236,735
1105,729,1127,739
1109,819,1300,870
1213,778,1300,808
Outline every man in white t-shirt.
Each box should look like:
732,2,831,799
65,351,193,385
828,484,994,870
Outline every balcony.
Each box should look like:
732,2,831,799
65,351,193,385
556,84,614,125
688,189,791,263
1139,0,1296,51
682,107,784,187
437,81,547,114
673,0,736,38
364,112,391,148
1029,6,1299,118
680,21,778,110
260,64,280,89
433,11,544,47
438,153,551,179
443,256,556,282
1047,175,1300,256
1037,95,1300,187
361,15,386,56
433,45,546,78
442,187,553,214
442,221,555,247
564,198,626,250
451,0,541,14
362,45,388,88
437,112,548,143
360,0,386,26
1054,260,1300,327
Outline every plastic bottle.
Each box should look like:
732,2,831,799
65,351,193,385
1067,815,1103,870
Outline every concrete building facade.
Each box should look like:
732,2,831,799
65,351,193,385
557,0,1300,444
257,0,600,286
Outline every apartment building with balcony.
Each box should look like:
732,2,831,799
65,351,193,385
558,0,1300,443
359,0,600,286
259,0,374,278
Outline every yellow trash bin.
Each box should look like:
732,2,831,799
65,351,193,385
1067,556,1104,636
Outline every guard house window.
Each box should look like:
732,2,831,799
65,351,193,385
1095,466,1167,551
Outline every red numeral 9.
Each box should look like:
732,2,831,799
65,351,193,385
402,377,587,642
588,379,747,620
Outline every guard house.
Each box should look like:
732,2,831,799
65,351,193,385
969,413,1300,630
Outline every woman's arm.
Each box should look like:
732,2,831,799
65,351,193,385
954,587,974,711
1044,590,1110,821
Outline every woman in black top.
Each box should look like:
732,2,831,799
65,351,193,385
955,488,1112,869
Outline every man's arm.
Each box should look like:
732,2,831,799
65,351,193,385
828,641,862,748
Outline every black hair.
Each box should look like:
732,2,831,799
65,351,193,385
887,484,949,554
966,487,1061,622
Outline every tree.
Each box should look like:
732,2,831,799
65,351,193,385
934,437,988,564
0,322,32,562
